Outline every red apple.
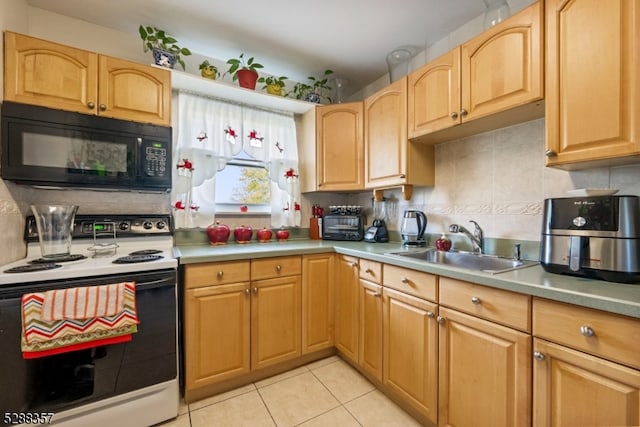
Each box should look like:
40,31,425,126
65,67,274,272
207,221,230,245
256,227,273,243
276,227,289,241
234,225,253,244
435,234,452,251
240,205,248,213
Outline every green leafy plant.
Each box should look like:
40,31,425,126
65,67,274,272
225,53,264,81
290,69,334,103
257,75,288,95
138,25,191,70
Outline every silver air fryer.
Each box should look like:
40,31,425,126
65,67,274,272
540,195,640,284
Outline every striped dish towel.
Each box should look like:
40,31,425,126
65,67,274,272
21,282,139,359
41,282,126,321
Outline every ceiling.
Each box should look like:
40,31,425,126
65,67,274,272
26,0,488,95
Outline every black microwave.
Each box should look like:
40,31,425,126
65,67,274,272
1,101,172,192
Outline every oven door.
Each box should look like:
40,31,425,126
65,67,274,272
0,269,177,415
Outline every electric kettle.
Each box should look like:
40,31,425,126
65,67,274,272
401,210,427,246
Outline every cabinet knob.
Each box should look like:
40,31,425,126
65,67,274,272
533,351,545,361
471,296,481,305
99,103,107,111
426,311,435,318
580,325,595,337
401,277,409,284
351,262,358,268
460,109,468,118
545,149,557,157
245,288,250,295
253,287,258,294
217,271,224,278
373,292,381,297
276,264,282,272
450,111,458,120
436,316,446,324
365,268,372,274
400,174,406,179
87,101,95,109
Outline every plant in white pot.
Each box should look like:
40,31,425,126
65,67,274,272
225,53,264,90
139,25,192,71
290,69,334,103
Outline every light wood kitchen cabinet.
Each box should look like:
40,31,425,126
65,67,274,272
545,0,640,168
532,298,640,426
4,31,171,126
334,254,360,364
364,77,435,189
358,260,383,382
301,253,334,354
184,261,251,393
315,102,364,191
383,286,438,425
438,278,532,427
409,1,543,144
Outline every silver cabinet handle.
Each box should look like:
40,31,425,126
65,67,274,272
276,264,282,272
217,271,224,278
426,311,435,318
580,325,595,337
471,296,481,305
99,103,107,111
460,109,468,118
373,292,381,297
450,111,458,120
545,149,557,157
436,316,445,324
253,287,258,294
400,174,406,179
87,101,95,109
533,351,545,361
351,262,358,268
401,277,409,284
365,268,373,274
245,288,250,295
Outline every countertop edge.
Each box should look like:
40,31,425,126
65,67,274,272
175,240,640,319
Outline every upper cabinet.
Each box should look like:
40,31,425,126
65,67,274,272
316,102,364,191
365,77,434,189
545,0,640,169
409,1,543,144
4,31,171,126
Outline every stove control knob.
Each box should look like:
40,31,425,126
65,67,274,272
156,221,167,230
119,222,130,231
143,221,154,230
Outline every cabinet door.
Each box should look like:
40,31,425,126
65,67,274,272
364,77,408,188
4,31,98,114
334,255,360,363
383,287,438,424
359,279,382,382
302,254,334,354
408,48,461,138
184,283,251,392
533,338,640,427
545,0,640,167
98,55,171,126
461,1,542,123
316,103,364,191
438,307,531,427
251,275,301,370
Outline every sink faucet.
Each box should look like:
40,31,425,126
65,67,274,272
449,220,484,254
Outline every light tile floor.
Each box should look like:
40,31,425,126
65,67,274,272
158,356,423,427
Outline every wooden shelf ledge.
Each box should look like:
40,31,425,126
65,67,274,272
373,185,413,201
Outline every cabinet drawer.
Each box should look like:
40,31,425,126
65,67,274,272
251,256,302,280
383,264,437,302
359,259,382,284
533,298,640,370
439,277,531,332
184,261,251,289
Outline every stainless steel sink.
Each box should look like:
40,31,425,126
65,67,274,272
385,248,538,274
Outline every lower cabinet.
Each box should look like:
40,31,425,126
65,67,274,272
359,278,383,382
301,254,334,354
334,254,360,363
383,287,438,425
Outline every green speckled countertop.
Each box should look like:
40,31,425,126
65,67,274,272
175,239,640,319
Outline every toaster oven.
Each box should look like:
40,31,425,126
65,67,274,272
322,215,364,241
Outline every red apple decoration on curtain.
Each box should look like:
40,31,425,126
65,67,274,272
207,221,230,245
234,225,253,244
257,227,273,243
276,227,289,241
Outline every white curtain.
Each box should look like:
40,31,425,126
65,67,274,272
171,91,300,229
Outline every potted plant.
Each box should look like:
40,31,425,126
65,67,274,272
225,53,264,90
257,75,288,96
199,60,219,80
290,69,334,103
139,25,191,70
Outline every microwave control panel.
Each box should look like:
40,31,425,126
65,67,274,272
142,139,169,177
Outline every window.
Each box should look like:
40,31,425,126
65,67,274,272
214,150,271,214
